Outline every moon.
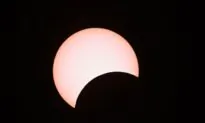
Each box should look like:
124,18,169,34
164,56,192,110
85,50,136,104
53,28,139,108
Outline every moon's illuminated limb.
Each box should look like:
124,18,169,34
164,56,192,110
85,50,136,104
53,28,139,108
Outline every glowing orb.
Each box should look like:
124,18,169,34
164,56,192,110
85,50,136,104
53,28,139,108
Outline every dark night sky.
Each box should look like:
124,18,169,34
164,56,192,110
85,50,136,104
16,0,192,123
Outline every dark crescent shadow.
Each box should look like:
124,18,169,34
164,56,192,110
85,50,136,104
75,72,145,122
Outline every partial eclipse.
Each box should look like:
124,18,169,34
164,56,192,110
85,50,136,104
53,28,139,108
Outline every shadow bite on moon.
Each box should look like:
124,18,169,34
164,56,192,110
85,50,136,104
75,72,145,122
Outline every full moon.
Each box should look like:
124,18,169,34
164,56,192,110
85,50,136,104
53,28,139,108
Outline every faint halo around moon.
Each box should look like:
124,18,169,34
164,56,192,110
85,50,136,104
53,28,139,108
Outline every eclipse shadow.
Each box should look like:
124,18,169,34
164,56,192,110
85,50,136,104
75,72,145,122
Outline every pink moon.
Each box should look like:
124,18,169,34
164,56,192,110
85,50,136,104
53,28,139,108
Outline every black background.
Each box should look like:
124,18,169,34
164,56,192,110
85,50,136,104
16,0,192,123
